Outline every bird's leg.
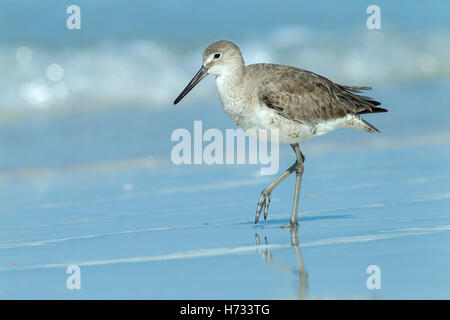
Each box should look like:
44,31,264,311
255,162,297,223
255,233,273,263
255,144,305,224
290,144,305,226
289,225,309,299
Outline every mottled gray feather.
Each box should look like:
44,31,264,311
248,64,387,125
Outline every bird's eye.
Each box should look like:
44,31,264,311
214,53,221,59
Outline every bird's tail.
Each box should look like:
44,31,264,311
355,116,381,133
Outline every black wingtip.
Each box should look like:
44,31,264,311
374,107,388,113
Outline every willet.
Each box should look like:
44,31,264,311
174,40,387,226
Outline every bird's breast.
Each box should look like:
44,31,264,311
215,76,249,123
215,75,313,144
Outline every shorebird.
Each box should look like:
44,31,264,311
173,40,387,226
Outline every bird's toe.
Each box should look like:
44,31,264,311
255,190,271,223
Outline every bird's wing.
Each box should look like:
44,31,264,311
254,64,386,124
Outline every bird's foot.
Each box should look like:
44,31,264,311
281,221,299,229
255,189,272,223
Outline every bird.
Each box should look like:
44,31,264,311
173,40,387,226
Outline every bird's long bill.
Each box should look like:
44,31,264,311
173,66,208,105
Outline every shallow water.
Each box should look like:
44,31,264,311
0,94,449,298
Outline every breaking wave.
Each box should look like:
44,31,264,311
0,26,449,118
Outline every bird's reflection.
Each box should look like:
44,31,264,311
255,226,308,299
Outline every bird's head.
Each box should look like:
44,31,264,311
174,40,244,105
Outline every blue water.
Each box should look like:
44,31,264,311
0,1,449,299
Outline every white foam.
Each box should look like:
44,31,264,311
0,27,449,118
1,224,448,272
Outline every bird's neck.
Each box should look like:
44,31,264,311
215,66,246,119
217,62,244,82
